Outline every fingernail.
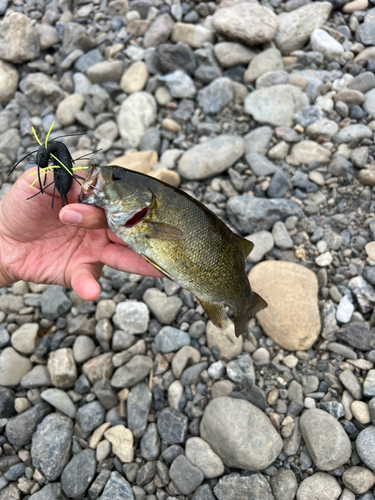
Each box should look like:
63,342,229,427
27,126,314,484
61,209,83,226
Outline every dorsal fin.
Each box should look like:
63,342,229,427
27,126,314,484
235,235,254,259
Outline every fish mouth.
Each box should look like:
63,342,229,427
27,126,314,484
79,166,106,204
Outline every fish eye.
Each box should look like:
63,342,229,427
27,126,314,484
112,171,123,181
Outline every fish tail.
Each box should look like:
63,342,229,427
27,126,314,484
234,292,267,337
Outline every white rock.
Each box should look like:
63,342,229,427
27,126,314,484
315,252,333,267
246,231,274,263
336,295,354,323
310,28,344,61
117,91,157,148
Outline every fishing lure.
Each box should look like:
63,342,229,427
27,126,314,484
9,122,89,208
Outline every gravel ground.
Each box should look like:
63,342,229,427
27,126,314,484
1,0,375,499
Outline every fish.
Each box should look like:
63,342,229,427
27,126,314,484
80,165,267,336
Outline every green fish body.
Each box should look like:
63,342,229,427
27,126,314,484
81,165,267,336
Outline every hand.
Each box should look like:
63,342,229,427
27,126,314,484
0,168,162,300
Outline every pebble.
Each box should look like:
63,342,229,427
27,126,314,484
226,355,255,387
246,231,274,263
140,423,160,460
185,437,224,478
333,124,372,144
169,455,204,495
178,135,243,180
143,288,182,324
339,369,363,400
214,42,255,68
157,407,188,444
352,401,371,424
0,61,19,105
120,61,149,94
205,320,243,362
117,91,157,148
127,382,151,438
100,471,134,500
172,345,200,378
287,141,331,165
10,322,38,355
41,388,76,418
310,29,344,61
61,449,96,499
143,13,174,48
0,347,32,386
244,48,283,84
73,335,96,363
171,23,214,49
6,403,51,447
342,466,375,495
198,77,233,115
111,355,153,388
56,94,84,127
336,295,354,323
296,472,341,500
154,326,190,353
364,370,375,397
159,69,196,98
272,222,294,250
104,425,134,462
270,468,298,500
200,397,282,470
113,301,149,334
0,12,40,63
47,348,77,389
214,473,274,500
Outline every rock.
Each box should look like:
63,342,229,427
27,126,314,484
157,407,188,444
272,222,293,250
227,196,303,235
109,151,157,174
172,346,200,378
244,48,283,83
356,426,375,470
149,169,181,187
41,285,72,320
348,275,375,314
117,91,157,148
6,403,51,447
56,94,85,127
342,466,375,495
0,347,32,387
120,61,149,94
300,409,351,470
20,365,51,389
206,320,243,361
20,73,66,110
306,118,338,139
214,473,274,500
185,437,224,478
159,69,196,98
200,397,283,470
214,42,255,68
47,348,77,389
100,471,134,500
296,472,341,500
246,231,274,263
249,261,320,351
61,449,96,499
310,29,344,61
76,401,105,433
337,323,375,351
127,382,151,438
287,141,331,165
171,23,214,49
0,61,19,105
62,22,95,55
270,468,298,500
351,401,371,424
31,413,73,481
178,135,244,180
111,355,153,388
256,70,289,90
11,323,38,355
73,335,96,363
0,12,39,63
212,3,277,46
169,455,204,495
332,124,372,144
154,327,190,353
356,22,375,46
113,301,149,333
83,352,114,384
28,483,67,500
358,169,375,186
0,387,15,418
143,289,182,324
244,126,273,155
336,295,354,323
275,2,332,54
226,355,255,387
244,85,309,127
140,422,160,460
198,77,233,115
104,425,134,462
246,153,277,176
144,13,174,48
339,369,363,400
41,389,76,419
364,370,375,398
86,60,123,83
155,42,196,75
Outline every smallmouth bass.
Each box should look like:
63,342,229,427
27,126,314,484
80,165,267,336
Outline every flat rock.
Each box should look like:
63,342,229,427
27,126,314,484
0,347,32,387
332,124,372,144
205,320,243,361
113,301,149,333
337,323,375,351
117,91,157,148
300,409,351,470
41,389,76,419
249,261,320,351
244,48,283,83
275,2,332,54
120,61,149,94
127,382,151,438
178,135,244,180
111,355,153,388
212,3,277,46
76,401,105,433
198,77,233,115
200,397,283,470
143,289,182,325
6,403,52,447
31,413,73,481
287,141,331,165
154,326,190,353
169,455,204,495
215,473,274,500
244,85,309,127
11,323,38,355
159,69,196,98
297,472,341,500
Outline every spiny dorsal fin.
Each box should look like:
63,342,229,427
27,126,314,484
235,235,254,259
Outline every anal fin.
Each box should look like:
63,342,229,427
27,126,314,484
198,298,228,329
142,254,174,281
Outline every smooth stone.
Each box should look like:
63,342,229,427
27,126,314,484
29,483,67,500
104,425,134,462
300,409,351,470
244,126,273,155
351,401,371,424
198,77,233,115
47,348,77,389
154,327,190,353
339,369,363,400
212,3,277,46
6,403,52,447
244,85,309,127
109,151,157,174
31,413,73,481
343,0,369,12
215,473,275,500
337,323,375,351
155,42,196,75
10,323,38,355
76,401,105,433
127,382,151,438
86,60,123,83
275,2,332,54
111,355,153,388
140,423,160,460
157,407,188,444
200,397,283,470
342,466,375,495
0,347,32,387
0,386,15,418
246,231,274,263
172,346,201,378
159,69,196,98
178,135,244,180
336,295,354,323
310,28,344,61
256,70,289,90
348,72,375,93
120,61,149,94
41,388,76,418
100,471,134,500
335,89,364,106
113,301,149,334
296,472,341,500
244,48,283,83
171,23,214,49
214,42,255,68
117,91,157,148
185,437,224,478
364,370,375,397
56,94,84,126
359,170,375,186
82,352,114,385
0,61,19,105
287,141,331,165
149,169,181,187
205,320,243,362
249,261,320,350
272,221,293,250
270,468,298,500
332,124,372,144
365,241,375,261
61,449,96,499
143,289,182,325
306,118,338,139
169,455,204,495
143,13,174,48
356,426,375,470
0,12,39,63
73,335,96,363
40,285,72,320
246,153,277,176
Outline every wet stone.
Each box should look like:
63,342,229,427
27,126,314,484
157,407,188,444
61,449,97,499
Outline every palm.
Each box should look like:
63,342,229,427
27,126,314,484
0,170,161,299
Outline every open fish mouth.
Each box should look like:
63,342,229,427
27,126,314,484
79,166,105,203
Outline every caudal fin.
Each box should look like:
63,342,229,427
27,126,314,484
234,292,267,337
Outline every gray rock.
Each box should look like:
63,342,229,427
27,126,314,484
48,348,77,389
111,355,153,388
348,72,375,93
300,409,351,470
364,370,375,398
41,389,76,418
117,92,157,148
180,361,209,385
31,413,73,481
200,397,283,470
143,289,182,325
348,276,375,314
100,471,134,500
113,301,149,334
296,472,341,500
155,42,196,75
342,466,375,495
179,135,244,180
29,483,67,500
157,407,188,444
192,484,216,500
140,127,160,152
20,365,52,388
0,12,39,63
76,401,105,433
246,231,274,263
140,423,160,460
246,153,277,176
159,69,196,98
6,403,52,447
214,473,274,500
198,77,233,114
272,222,293,250
332,124,372,144
41,285,72,320
0,386,15,418
357,23,375,46
185,437,224,478
270,468,297,500
226,356,255,387
127,382,152,438
154,327,191,353
267,170,291,199
61,449,96,499
73,335,96,363
227,196,303,234
93,378,119,409
339,369,363,400
88,469,111,500
337,323,375,351
244,126,273,155
310,28,343,61
356,426,375,470
294,105,323,128
0,346,33,387
144,13,174,49
169,455,204,495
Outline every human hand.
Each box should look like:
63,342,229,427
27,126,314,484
0,168,162,300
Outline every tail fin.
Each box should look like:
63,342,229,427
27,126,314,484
234,292,267,337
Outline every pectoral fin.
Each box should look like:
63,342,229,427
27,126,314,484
146,222,187,241
198,299,228,329
142,254,174,281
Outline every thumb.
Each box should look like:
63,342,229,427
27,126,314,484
70,263,103,301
